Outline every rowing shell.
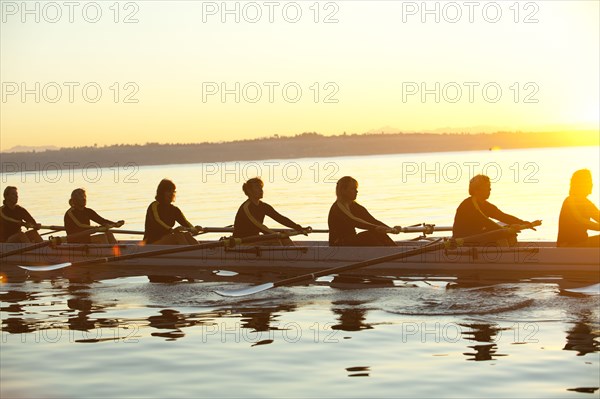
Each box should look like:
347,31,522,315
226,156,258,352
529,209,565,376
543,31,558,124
1,240,598,281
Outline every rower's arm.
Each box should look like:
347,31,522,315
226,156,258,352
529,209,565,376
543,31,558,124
265,205,302,230
352,204,390,229
482,202,526,226
589,201,600,228
570,198,600,231
174,208,195,230
21,208,38,228
88,209,116,227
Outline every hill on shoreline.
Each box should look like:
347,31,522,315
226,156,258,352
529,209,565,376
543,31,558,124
1,131,597,172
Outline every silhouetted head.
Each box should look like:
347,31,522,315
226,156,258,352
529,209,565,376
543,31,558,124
69,188,87,208
3,186,18,207
243,177,264,201
469,175,491,200
155,179,176,204
336,176,358,201
569,169,593,197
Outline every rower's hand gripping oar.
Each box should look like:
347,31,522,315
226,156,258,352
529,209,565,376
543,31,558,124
214,225,539,297
18,231,306,271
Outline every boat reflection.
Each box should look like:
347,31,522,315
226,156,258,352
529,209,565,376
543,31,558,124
330,301,373,332
563,313,600,356
460,323,508,361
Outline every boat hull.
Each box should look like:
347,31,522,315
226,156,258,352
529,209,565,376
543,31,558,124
1,241,598,282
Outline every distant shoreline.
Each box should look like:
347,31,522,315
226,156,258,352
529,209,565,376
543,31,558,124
1,131,598,173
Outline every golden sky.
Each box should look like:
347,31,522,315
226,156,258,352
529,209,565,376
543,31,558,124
1,1,598,151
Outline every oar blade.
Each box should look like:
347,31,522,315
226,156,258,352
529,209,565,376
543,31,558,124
19,262,73,272
214,282,274,297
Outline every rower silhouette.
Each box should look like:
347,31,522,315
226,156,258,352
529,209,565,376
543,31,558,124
557,169,600,247
0,186,43,243
328,176,398,246
452,175,540,246
65,188,124,244
143,179,201,245
232,177,309,245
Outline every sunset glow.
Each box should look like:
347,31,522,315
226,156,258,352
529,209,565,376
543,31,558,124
1,1,598,151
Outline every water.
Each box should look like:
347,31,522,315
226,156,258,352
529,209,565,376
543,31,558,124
1,147,599,398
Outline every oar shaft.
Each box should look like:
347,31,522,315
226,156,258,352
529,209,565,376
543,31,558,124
201,227,328,234
273,240,446,288
0,240,53,259
20,231,303,270
202,226,451,234
39,225,66,231
399,225,452,233
214,225,530,297
109,229,145,235
1,226,109,259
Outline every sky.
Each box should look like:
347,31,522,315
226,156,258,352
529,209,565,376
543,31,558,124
1,0,599,151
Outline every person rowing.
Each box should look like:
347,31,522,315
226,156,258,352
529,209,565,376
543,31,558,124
232,177,309,245
557,169,599,247
0,186,43,243
328,176,398,246
452,174,541,245
65,188,125,244
143,179,201,245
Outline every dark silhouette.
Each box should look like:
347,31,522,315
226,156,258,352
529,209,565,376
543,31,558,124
331,301,373,332
232,177,309,245
557,169,600,247
0,186,42,243
461,323,508,361
452,175,540,245
563,320,599,356
64,188,124,244
143,179,200,245
328,176,397,246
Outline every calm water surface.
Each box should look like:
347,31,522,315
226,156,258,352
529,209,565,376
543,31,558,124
1,147,599,398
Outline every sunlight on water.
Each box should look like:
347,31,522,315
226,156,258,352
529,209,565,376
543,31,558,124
4,147,598,242
1,147,599,398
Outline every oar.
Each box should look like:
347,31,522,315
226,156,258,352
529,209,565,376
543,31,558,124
0,226,111,259
391,224,452,234
38,225,66,236
213,226,532,297
109,229,145,235
201,227,328,234
39,225,66,231
200,225,452,235
18,231,305,272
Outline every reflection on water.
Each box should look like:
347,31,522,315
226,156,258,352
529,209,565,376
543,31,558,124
460,323,508,361
2,148,600,397
148,309,194,340
331,301,373,332
1,291,37,334
2,272,599,397
239,304,297,334
563,313,600,356
346,366,370,377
